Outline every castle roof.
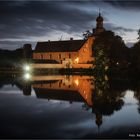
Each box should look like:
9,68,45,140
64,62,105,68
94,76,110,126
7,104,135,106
35,39,86,52
34,88,85,102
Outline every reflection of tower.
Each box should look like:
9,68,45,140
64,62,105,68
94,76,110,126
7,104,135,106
23,83,31,96
92,107,103,135
95,111,102,135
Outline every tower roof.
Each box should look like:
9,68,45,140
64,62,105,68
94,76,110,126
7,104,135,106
96,12,103,22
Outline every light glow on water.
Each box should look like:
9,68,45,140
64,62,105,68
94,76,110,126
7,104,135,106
24,73,31,80
23,64,31,72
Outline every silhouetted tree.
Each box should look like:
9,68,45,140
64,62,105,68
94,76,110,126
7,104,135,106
92,30,129,75
92,77,124,116
130,40,140,75
0,48,24,68
83,30,92,40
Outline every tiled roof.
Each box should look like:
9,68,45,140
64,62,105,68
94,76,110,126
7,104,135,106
35,39,86,52
34,88,84,102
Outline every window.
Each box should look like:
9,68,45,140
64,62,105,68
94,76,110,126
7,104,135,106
41,54,43,59
59,54,61,59
50,54,52,59
59,82,61,87
69,53,71,58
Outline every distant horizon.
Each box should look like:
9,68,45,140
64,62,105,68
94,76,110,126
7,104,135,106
0,0,140,50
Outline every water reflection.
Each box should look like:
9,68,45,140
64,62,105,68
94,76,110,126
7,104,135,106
20,75,140,131
0,74,140,138
32,75,94,106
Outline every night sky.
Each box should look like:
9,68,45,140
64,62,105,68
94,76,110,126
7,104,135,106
0,0,140,50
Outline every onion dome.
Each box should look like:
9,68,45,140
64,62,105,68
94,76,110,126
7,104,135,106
96,13,103,22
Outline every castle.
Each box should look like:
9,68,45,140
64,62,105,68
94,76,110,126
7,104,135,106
31,12,105,69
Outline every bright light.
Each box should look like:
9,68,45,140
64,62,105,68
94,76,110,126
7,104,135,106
75,57,79,64
23,64,31,72
74,79,79,86
24,73,31,80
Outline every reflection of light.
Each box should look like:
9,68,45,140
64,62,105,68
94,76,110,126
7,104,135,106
24,73,31,80
75,57,79,64
74,79,79,86
105,75,108,81
23,64,31,72
116,62,119,65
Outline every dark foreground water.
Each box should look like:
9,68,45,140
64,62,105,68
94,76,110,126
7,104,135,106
0,74,140,139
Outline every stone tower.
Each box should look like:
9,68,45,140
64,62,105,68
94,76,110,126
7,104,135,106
93,11,105,36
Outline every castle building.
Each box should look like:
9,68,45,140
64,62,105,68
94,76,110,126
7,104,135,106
32,12,105,68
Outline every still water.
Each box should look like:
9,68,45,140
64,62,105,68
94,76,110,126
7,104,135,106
0,74,140,139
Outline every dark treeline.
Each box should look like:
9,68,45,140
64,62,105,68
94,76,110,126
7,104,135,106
93,30,140,78
0,48,23,67
0,44,32,68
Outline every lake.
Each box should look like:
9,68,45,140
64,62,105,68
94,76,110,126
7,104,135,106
0,74,140,139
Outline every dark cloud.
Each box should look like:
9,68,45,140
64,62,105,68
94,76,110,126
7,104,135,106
0,1,139,49
104,23,137,36
0,1,97,39
103,0,140,10
113,26,137,32
0,1,99,49
0,1,100,49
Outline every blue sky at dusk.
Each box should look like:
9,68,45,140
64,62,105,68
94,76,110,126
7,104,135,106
0,0,140,50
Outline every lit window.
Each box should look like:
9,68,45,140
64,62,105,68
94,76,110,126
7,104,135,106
74,79,79,86
75,57,79,63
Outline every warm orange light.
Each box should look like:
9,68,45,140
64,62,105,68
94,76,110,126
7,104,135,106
75,57,79,63
74,79,79,86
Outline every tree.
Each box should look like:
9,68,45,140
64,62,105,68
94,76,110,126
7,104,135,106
83,30,92,40
92,30,129,75
138,29,140,42
130,41,140,74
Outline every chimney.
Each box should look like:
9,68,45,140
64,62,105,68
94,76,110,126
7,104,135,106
70,37,73,41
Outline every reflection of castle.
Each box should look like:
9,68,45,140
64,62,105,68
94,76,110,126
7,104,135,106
33,75,95,106
22,75,103,131
21,74,126,133
31,12,105,69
